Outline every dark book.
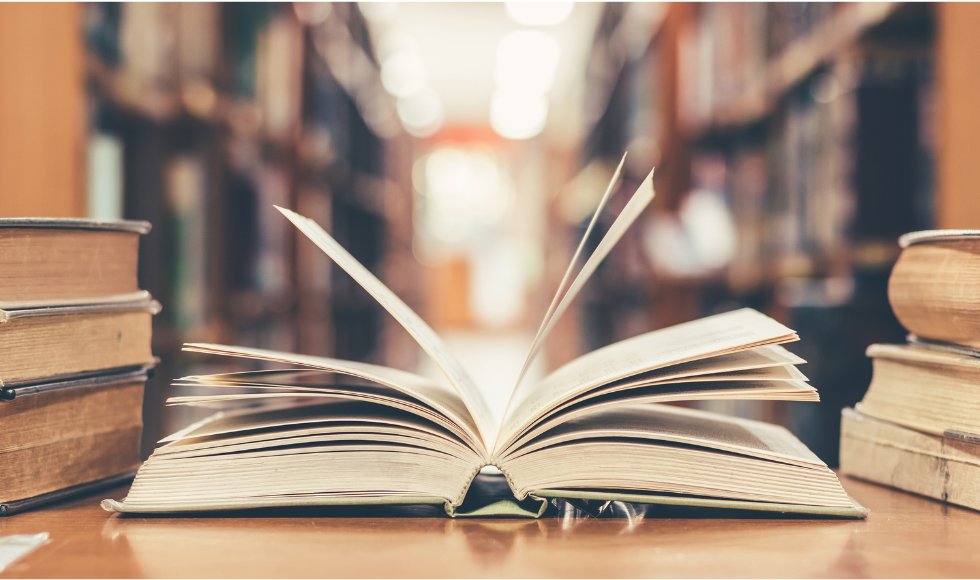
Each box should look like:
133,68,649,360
0,367,153,514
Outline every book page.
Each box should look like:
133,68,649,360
168,368,482,451
159,400,467,449
633,363,808,384
519,347,808,429
503,167,656,427
502,377,817,455
508,403,826,468
496,308,798,454
275,207,496,451
181,343,485,453
511,154,626,389
588,344,806,391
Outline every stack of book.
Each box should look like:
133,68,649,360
0,218,158,516
841,230,980,511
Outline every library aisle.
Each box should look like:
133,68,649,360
2,4,980,566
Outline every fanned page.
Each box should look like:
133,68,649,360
276,207,497,452
502,167,655,432
177,344,486,457
512,166,654,392
496,308,799,454
506,404,826,469
512,154,627,388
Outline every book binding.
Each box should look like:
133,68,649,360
2,470,138,517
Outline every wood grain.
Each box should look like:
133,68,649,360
1,475,978,578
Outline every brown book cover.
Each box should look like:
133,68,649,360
0,218,150,306
1,366,153,512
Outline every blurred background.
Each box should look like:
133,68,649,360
0,2,977,464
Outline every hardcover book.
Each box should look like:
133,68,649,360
857,343,980,437
1,366,153,515
0,218,149,308
104,165,865,518
840,407,980,512
0,298,159,386
889,230,980,349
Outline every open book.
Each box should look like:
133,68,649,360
104,162,865,518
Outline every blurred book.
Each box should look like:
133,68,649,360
166,156,208,336
889,230,980,348
840,230,980,511
856,344,980,440
840,408,980,512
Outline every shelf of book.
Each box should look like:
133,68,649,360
81,3,419,453
688,2,902,137
557,2,935,465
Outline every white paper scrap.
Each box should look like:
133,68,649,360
0,533,49,572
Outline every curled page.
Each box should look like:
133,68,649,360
276,207,497,452
178,344,485,454
501,168,656,439
497,308,799,453
512,154,626,390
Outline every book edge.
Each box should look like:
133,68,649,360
2,470,138,516
0,218,151,234
101,491,866,519
0,296,161,322
1,363,154,396
899,229,980,248
0,291,153,312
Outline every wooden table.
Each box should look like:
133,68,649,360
1,475,979,578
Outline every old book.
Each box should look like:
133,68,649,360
840,407,980,512
0,298,160,386
0,367,153,514
104,165,864,518
857,343,980,437
889,230,980,348
0,218,150,308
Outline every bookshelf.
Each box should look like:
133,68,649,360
1,2,975,466
690,3,901,134
81,3,419,454
564,2,937,464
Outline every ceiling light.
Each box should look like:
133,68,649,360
358,2,399,25
495,30,561,95
505,2,574,27
397,87,443,137
381,52,428,98
490,89,548,140
376,31,420,64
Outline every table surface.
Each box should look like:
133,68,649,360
1,475,979,578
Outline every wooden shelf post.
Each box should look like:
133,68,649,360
0,3,85,218
937,2,980,229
